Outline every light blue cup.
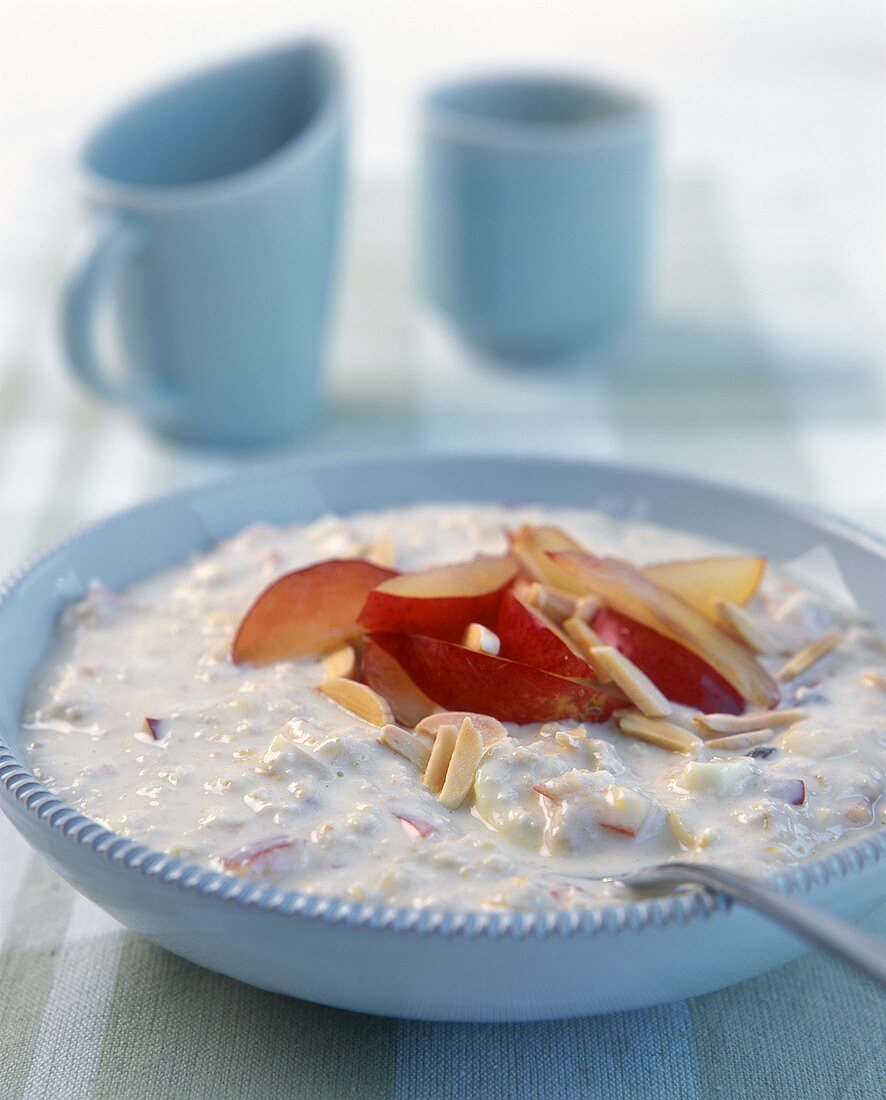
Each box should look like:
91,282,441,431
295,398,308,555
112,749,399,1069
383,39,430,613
420,74,655,359
62,40,346,449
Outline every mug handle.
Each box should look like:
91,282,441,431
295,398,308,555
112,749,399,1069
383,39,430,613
61,214,181,417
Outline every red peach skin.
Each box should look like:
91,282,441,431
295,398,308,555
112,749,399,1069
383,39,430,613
361,639,441,727
367,632,619,724
591,608,744,714
232,559,396,666
494,588,592,678
357,554,517,641
551,551,778,708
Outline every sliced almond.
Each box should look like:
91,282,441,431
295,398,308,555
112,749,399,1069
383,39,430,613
705,728,774,751
562,616,608,677
438,717,483,810
668,808,716,850
525,582,576,624
367,532,396,569
316,678,393,727
776,630,842,682
423,723,458,793
323,644,357,680
693,707,805,736
715,599,786,655
378,724,434,770
573,595,602,622
590,645,671,717
416,710,508,746
462,622,501,656
617,711,702,754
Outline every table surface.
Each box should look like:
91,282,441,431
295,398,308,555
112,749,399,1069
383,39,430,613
1,3,885,1097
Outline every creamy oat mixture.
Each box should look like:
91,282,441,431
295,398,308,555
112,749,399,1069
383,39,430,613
22,505,886,910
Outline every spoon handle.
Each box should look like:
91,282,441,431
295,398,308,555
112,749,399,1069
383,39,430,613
636,862,886,988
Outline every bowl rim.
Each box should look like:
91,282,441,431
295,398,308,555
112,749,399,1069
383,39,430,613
1,452,884,941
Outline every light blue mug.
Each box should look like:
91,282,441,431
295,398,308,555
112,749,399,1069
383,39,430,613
420,73,655,360
62,40,346,448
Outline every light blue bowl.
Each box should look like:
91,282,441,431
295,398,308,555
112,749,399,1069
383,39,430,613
0,456,883,1020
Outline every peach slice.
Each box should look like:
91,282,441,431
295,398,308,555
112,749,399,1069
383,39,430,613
643,555,766,621
358,554,517,641
509,525,586,593
592,608,745,715
494,587,592,678
367,632,619,724
232,559,396,666
361,639,441,727
552,552,778,708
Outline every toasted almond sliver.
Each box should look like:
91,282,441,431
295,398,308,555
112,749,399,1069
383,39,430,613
573,595,602,622
367,532,396,569
705,728,774,751
378,724,434,770
526,582,576,624
462,622,501,656
423,723,458,793
323,644,357,680
693,707,805,736
668,809,715,850
438,717,484,810
715,599,786,655
590,645,671,717
416,710,508,746
776,630,842,682
562,616,608,676
316,678,393,727
617,711,702,754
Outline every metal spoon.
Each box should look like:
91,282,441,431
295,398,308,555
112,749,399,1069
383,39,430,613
620,861,886,988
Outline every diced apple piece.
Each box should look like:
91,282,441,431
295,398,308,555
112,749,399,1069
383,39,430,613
768,777,806,805
220,835,304,877
494,588,592,678
143,717,165,740
416,711,508,746
361,639,440,727
232,559,396,666
553,552,778,708
393,811,437,839
357,554,517,641
316,677,394,727
680,759,756,796
368,632,619,724
591,608,745,714
643,555,766,620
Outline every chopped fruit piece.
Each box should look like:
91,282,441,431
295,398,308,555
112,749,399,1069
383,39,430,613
693,707,804,736
368,632,619,724
589,646,671,718
416,711,508,746
393,811,436,839
643,555,766,620
367,532,396,569
423,723,458,793
594,785,652,837
590,608,745,714
232,559,396,666
776,630,841,682
220,835,303,876
705,728,774,751
617,711,702,754
378,724,434,771
357,554,517,641
509,525,586,592
143,717,164,740
438,717,484,810
361,640,440,727
324,644,357,680
525,582,576,624
316,677,393,727
715,599,786,655
769,778,806,805
668,809,716,850
553,552,778,708
496,590,593,678
681,759,755,796
462,622,501,656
